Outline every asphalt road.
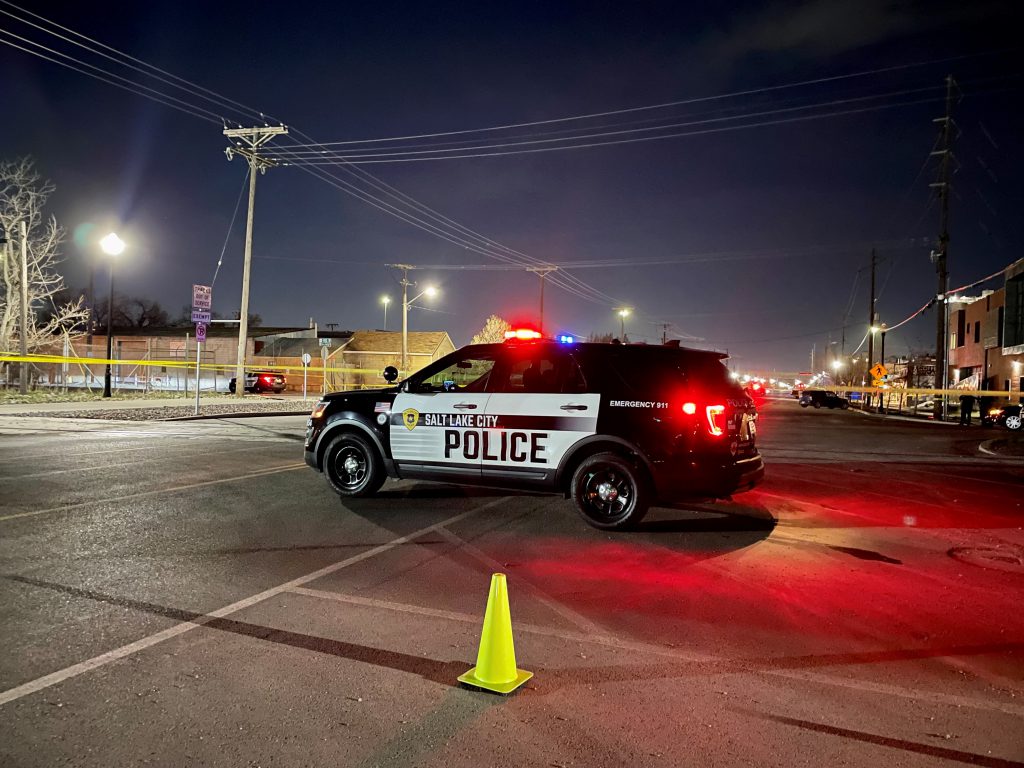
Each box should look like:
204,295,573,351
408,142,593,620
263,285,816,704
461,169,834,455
0,401,1022,767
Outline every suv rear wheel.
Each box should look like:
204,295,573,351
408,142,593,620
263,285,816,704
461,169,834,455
571,452,650,530
324,433,385,497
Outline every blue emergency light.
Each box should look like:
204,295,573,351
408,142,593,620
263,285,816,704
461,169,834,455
557,334,575,344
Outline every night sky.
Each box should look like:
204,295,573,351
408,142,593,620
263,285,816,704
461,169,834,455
4,0,1023,372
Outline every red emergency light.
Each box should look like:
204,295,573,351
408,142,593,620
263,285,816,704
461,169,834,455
504,328,543,340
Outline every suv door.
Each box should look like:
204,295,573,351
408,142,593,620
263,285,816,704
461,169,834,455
482,346,599,486
390,349,497,481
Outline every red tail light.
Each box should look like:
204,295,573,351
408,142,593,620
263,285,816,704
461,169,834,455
682,401,697,415
262,375,274,383
705,405,726,436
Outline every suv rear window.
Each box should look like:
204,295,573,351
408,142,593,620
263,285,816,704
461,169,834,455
582,348,733,395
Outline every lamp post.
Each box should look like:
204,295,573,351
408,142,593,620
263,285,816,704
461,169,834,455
401,284,437,376
831,358,844,386
381,295,391,330
99,233,125,398
616,307,632,341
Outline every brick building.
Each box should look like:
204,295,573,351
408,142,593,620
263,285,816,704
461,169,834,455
947,257,1024,401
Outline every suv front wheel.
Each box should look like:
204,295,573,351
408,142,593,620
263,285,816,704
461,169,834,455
324,433,385,497
571,452,650,530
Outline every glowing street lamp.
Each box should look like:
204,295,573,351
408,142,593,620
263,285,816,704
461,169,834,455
616,307,632,340
99,233,125,398
380,295,391,330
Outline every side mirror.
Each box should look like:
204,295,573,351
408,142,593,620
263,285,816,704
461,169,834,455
382,366,399,384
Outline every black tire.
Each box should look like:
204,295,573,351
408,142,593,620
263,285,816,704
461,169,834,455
800,401,809,408
840,401,849,410
228,382,236,394
571,452,650,530
324,433,385,497
1005,414,1022,431
813,401,821,409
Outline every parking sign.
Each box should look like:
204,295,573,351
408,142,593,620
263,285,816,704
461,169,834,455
192,284,212,310
195,322,207,342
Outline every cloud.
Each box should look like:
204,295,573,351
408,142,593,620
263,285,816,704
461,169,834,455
710,0,933,61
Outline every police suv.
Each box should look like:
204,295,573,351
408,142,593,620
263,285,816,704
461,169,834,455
304,332,763,530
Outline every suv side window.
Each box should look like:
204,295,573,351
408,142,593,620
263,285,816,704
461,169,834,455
493,349,588,394
412,351,497,393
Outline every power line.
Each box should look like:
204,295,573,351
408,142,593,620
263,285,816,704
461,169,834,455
267,50,1016,150
211,168,250,287
269,85,946,160
280,96,955,165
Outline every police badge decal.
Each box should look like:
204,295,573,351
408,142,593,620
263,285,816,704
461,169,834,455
402,408,419,431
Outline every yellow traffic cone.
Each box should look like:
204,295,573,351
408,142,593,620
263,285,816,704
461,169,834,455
458,573,533,694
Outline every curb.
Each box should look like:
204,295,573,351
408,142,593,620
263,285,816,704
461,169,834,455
978,438,1024,460
849,407,960,427
165,410,312,422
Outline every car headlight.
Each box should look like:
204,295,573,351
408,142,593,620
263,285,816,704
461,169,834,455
989,408,1002,416
311,400,329,419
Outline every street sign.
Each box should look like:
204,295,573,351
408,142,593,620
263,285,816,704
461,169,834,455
192,284,212,310
301,353,312,365
870,363,888,380
195,322,207,342
319,338,331,347
190,310,211,324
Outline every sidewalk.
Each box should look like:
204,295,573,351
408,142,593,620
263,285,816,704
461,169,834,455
0,394,317,420
850,406,962,427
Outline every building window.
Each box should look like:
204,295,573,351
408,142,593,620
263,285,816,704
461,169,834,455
955,310,965,347
974,321,980,343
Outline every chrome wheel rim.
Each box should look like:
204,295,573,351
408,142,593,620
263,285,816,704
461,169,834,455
333,445,368,489
582,468,633,521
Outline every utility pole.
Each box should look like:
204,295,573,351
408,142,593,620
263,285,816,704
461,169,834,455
866,247,877,373
223,124,288,397
20,221,28,394
526,266,557,334
393,263,415,375
810,343,815,374
930,75,958,419
659,323,670,344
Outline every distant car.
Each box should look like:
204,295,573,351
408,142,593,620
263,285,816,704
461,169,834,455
799,390,849,410
229,371,286,394
983,403,1022,431
744,381,767,400
791,384,807,399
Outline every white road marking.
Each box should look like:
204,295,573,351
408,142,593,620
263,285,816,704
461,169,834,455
433,525,609,637
0,443,286,480
0,498,507,707
287,585,712,661
0,463,306,522
289,586,1024,716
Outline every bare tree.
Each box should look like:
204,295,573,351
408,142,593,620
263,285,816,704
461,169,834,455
471,314,511,344
0,158,87,358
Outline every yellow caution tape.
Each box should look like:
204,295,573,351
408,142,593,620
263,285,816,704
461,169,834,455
0,352,384,376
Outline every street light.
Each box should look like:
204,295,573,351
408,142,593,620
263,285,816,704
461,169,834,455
616,307,632,340
401,283,438,375
380,295,391,330
99,233,124,398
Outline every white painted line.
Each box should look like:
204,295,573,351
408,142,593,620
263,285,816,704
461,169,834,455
432,525,609,637
287,585,712,662
0,443,284,481
0,463,306,523
760,668,1024,717
0,498,507,707
289,586,1024,716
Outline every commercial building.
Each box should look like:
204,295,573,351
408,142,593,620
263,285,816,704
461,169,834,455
947,258,1024,401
